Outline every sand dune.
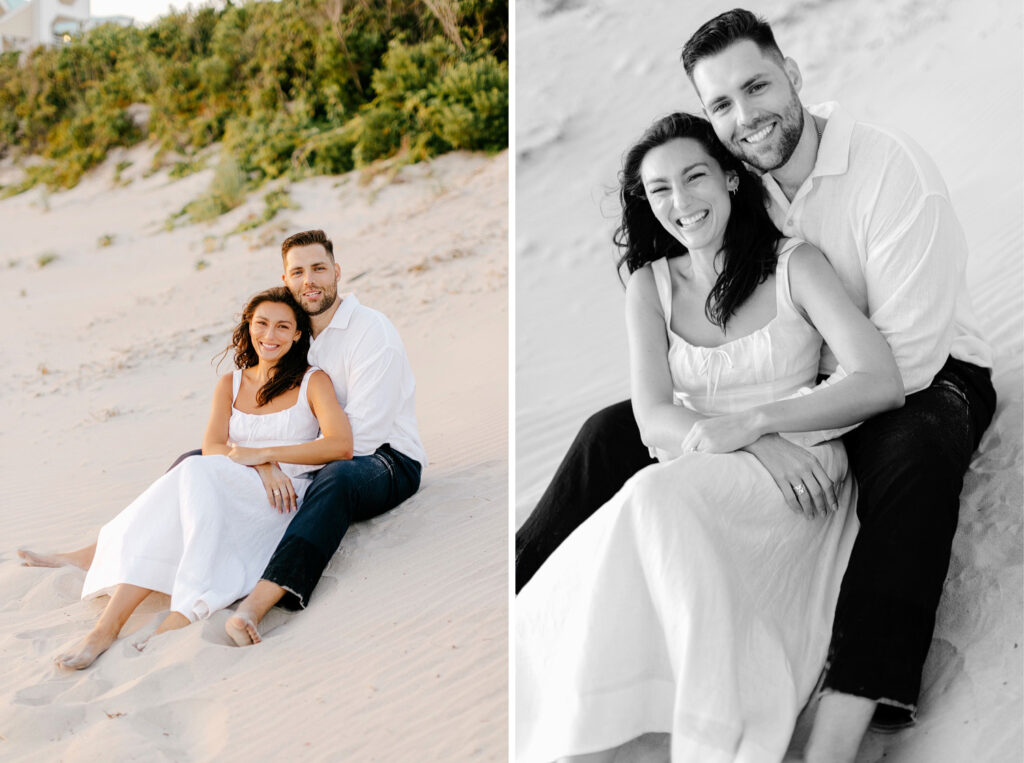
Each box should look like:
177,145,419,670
0,146,508,759
515,0,1022,760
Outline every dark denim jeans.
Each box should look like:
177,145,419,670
823,357,995,714
171,444,422,610
514,357,996,716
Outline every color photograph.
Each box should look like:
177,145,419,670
1,1,508,759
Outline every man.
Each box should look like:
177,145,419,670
20,229,426,647
515,9,995,762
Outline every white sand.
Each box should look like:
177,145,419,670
0,147,508,759
515,0,1022,760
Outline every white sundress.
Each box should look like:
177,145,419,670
516,240,860,763
82,367,324,622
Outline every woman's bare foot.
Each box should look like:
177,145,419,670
225,612,261,646
154,611,191,635
18,545,95,570
54,626,118,670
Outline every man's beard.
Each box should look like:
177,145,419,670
730,93,804,173
294,283,338,316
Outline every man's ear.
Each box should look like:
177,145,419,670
334,262,341,282
783,56,802,93
281,272,287,284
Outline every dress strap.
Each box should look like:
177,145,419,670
298,366,319,410
774,237,805,317
649,258,675,330
231,369,242,403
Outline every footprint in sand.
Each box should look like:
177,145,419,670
126,699,228,759
14,671,112,706
16,621,84,639
14,682,61,707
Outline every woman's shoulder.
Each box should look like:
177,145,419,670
214,371,235,392
308,366,331,382
306,367,335,394
784,240,842,308
785,240,832,279
624,260,659,299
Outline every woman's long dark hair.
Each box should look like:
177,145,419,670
227,287,311,407
613,112,781,329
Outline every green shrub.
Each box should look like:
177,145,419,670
231,187,298,233
0,1,508,195
351,36,508,166
425,56,507,151
183,153,246,222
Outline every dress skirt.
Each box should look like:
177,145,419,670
82,455,310,622
516,442,858,763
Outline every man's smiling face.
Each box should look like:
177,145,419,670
691,39,805,173
282,243,340,316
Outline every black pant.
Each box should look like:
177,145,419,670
263,444,421,609
514,357,996,711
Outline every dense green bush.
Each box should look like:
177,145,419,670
0,0,508,199
352,36,508,165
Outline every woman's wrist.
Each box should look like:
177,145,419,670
746,408,771,439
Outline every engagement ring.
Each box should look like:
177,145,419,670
792,484,807,496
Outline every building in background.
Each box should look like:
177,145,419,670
0,0,133,53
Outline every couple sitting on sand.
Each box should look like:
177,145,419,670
515,9,995,763
20,228,425,668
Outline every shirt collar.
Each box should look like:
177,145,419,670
759,102,854,207
321,293,360,332
805,101,854,179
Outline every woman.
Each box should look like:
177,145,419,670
516,113,904,762
53,287,352,670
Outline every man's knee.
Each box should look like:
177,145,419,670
302,461,361,513
850,399,971,486
579,400,635,435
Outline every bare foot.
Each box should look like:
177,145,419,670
18,548,89,569
225,612,261,646
18,544,95,570
54,627,117,670
154,611,191,635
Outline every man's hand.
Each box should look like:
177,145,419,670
681,411,761,454
742,434,838,519
252,463,297,513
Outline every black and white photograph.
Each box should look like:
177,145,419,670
515,1,1022,761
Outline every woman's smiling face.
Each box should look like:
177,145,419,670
249,301,301,363
640,137,737,253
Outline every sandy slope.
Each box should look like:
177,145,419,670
0,146,508,759
515,0,1022,760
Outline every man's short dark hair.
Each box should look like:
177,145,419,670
281,229,335,264
681,8,785,77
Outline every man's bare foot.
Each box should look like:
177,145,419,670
54,627,117,670
225,580,284,646
225,612,261,646
18,544,95,570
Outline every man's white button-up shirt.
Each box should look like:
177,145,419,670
762,102,993,396
308,294,426,467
